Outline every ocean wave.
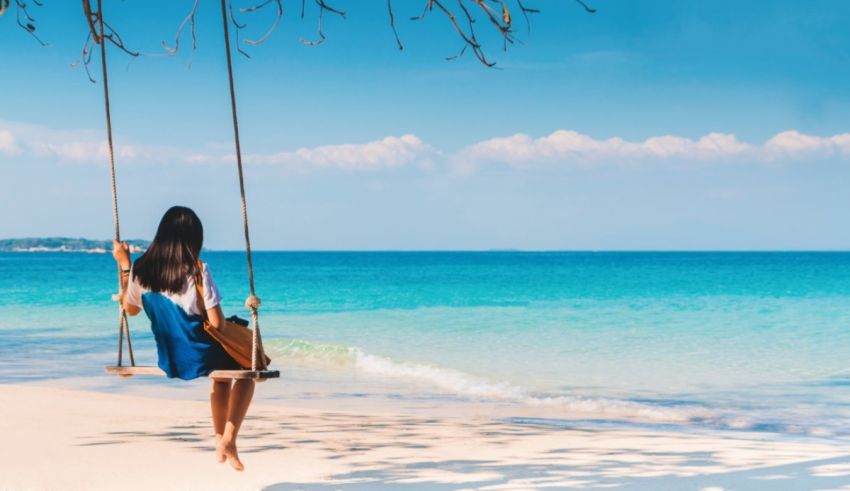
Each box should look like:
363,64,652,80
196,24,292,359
263,338,849,437
264,338,710,424
265,338,354,368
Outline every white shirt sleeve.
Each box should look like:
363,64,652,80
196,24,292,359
125,268,143,309
201,262,222,310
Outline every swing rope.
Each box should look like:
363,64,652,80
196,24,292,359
219,0,265,372
95,0,135,368
94,0,267,374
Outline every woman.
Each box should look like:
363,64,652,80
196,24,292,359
113,205,253,471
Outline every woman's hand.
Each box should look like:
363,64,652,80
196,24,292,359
112,240,131,270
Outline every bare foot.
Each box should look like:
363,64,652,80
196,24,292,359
217,438,244,471
214,436,226,464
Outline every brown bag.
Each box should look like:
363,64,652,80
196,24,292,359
194,262,271,370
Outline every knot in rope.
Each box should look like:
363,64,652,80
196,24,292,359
245,295,261,311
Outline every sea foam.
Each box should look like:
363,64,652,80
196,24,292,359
266,337,710,424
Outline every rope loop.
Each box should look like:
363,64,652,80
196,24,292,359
245,295,261,311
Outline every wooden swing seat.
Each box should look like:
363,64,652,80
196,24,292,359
105,365,280,380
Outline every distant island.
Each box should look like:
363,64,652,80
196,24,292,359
0,238,149,253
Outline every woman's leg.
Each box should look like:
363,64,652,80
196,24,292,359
219,379,255,471
210,378,231,463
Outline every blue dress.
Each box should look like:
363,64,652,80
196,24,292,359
141,292,240,380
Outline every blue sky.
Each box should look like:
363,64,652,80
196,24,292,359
1,0,850,250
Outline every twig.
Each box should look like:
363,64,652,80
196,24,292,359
387,0,403,50
410,0,433,21
300,0,346,47
64,0,603,73
516,0,538,34
242,0,283,46
228,0,251,57
241,0,275,13
14,0,47,45
103,20,140,56
69,29,97,83
82,0,100,43
162,0,199,54
574,0,597,14
316,0,345,17
427,0,494,66
75,0,138,83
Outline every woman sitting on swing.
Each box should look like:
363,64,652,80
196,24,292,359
112,205,253,471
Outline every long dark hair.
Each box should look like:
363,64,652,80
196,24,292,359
133,206,203,294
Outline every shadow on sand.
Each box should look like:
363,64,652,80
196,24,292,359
76,410,850,490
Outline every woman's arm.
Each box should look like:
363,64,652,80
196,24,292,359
112,240,142,316
199,262,226,327
205,304,227,329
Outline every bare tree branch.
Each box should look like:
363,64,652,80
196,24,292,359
419,0,593,66
241,0,283,46
81,0,100,43
241,0,275,13
102,20,139,56
316,0,345,17
74,0,138,83
162,0,199,55
162,0,283,59
387,0,403,51
471,0,514,49
574,0,597,14
69,29,96,82
411,2,428,21
300,0,346,47
419,0,495,66
13,0,47,45
227,0,251,57
12,0,597,72
516,0,539,34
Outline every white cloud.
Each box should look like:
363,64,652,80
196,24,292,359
0,121,150,163
3,120,849,174
0,121,432,171
244,134,431,170
184,154,213,164
0,129,19,155
32,141,147,162
765,130,850,156
459,130,756,165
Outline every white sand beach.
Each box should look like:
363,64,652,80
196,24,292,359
2,384,850,491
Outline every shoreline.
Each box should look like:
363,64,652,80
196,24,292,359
3,384,850,490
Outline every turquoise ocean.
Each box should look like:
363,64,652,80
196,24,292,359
2,251,850,440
